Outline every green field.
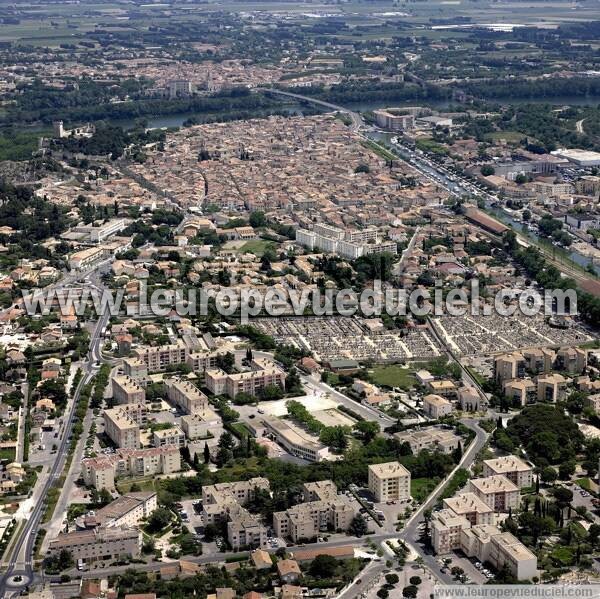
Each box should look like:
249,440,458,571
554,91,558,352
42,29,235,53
411,477,439,503
370,365,416,390
240,240,276,257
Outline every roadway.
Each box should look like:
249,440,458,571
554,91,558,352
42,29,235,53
397,418,489,584
0,289,111,597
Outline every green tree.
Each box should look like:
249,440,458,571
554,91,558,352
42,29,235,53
309,554,338,578
349,514,368,537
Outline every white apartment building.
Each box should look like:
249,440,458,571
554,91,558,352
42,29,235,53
431,509,471,555
468,475,520,512
164,378,210,414
48,526,142,563
423,394,453,419
69,247,107,271
201,478,271,549
111,375,146,405
103,403,148,449
205,361,286,399
443,492,494,526
153,426,186,449
273,499,356,542
181,411,222,440
368,461,411,503
94,491,157,529
482,456,533,489
81,446,181,490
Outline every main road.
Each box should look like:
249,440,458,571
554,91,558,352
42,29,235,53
0,295,111,597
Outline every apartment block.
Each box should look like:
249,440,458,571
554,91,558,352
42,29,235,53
482,456,533,489
132,341,188,373
443,492,494,526
181,411,222,440
522,348,555,374
368,461,411,503
423,394,453,419
103,403,147,449
536,373,567,403
122,358,149,381
153,426,186,448
164,378,210,414
433,511,537,580
48,526,142,563
205,361,286,399
468,475,520,512
373,109,415,131
427,380,457,399
303,480,338,503
458,387,480,412
555,347,587,374
273,497,356,542
494,353,526,384
69,246,107,271
94,492,157,529
503,379,536,406
584,393,600,415
111,375,146,405
461,525,537,581
200,478,270,549
81,446,181,490
431,509,471,554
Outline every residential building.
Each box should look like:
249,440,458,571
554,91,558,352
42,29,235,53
69,247,107,270
368,461,411,503
443,492,494,526
482,456,533,489
200,478,270,549
494,353,526,384
468,475,520,512
132,341,188,373
164,378,210,414
423,394,453,419
81,446,181,490
302,480,338,503
427,380,457,399
93,492,157,529
103,403,147,449
431,509,471,554
48,526,141,563
181,411,222,440
153,426,186,448
503,379,537,406
537,373,567,403
373,109,415,131
584,393,600,414
523,348,555,374
111,375,146,405
555,347,587,374
277,560,301,584
205,361,286,399
273,497,356,542
460,525,537,580
458,387,480,412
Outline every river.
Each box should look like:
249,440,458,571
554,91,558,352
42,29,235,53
121,94,600,130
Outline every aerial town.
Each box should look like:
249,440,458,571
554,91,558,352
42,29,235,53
1,1,600,598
